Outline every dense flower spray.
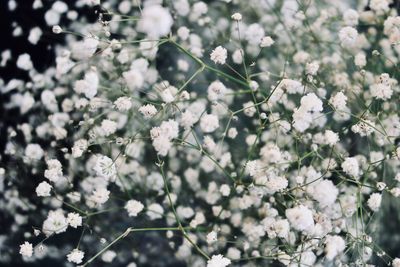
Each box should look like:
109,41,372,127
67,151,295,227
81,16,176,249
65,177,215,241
2,0,400,266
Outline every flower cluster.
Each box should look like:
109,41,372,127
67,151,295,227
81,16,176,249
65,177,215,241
2,0,400,267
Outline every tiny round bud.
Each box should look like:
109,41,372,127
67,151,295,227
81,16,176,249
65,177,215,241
52,25,63,34
372,50,380,56
231,13,242,21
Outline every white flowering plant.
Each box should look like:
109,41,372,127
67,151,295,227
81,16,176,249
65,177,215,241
2,0,400,266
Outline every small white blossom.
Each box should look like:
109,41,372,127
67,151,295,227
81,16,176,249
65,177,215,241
325,235,346,260
139,104,158,119
200,114,219,133
285,205,314,233
19,242,33,257
36,181,52,197
16,53,33,71
207,231,218,244
339,26,358,48
125,200,144,217
100,119,117,136
367,193,382,211
52,25,63,34
207,254,231,267
392,258,400,267
305,61,319,76
90,187,110,206
67,249,84,264
231,13,242,21
220,184,231,196
260,36,274,47
137,5,173,38
210,46,227,65
94,155,116,180
72,139,88,158
114,97,132,111
67,213,82,228
341,157,360,177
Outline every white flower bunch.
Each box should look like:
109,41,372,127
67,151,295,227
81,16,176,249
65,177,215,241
2,1,400,267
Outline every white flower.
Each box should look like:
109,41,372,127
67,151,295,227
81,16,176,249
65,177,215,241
243,101,256,117
72,139,88,158
370,0,390,12
232,49,243,64
343,9,359,26
210,46,227,64
246,160,260,176
160,87,175,103
228,128,238,139
71,38,99,60
325,235,345,260
207,81,226,101
44,159,63,183
292,108,313,132
125,200,144,217
152,136,173,156
300,93,323,112
341,157,360,177
329,91,347,110
392,258,400,267
308,179,338,207
200,114,219,133
100,119,117,136
137,5,173,38
285,205,314,233
139,104,158,119
19,242,33,257
151,120,179,140
220,184,231,196
100,250,116,263
25,143,44,161
42,210,68,236
74,68,98,99
231,13,242,21
146,203,164,220
114,97,132,111
123,69,144,91
279,79,303,94
180,110,198,129
371,74,393,100
305,61,319,76
28,27,42,45
260,36,274,47
367,193,382,211
177,26,190,40
94,155,116,180
339,26,358,48
245,23,265,46
274,219,290,238
384,16,400,43
324,130,339,146
67,249,84,264
206,231,218,244
354,52,366,67
36,181,52,197
52,25,63,34
16,53,33,71
265,175,288,193
351,120,375,136
90,187,110,206
292,93,323,132
67,213,82,228
207,254,231,267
